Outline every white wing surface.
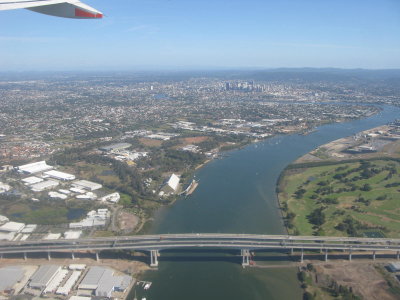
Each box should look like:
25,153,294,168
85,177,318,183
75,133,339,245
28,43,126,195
0,0,103,18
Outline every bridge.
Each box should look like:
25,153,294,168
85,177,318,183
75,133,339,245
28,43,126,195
1,233,400,267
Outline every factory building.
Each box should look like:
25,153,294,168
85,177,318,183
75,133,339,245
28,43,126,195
100,192,120,203
0,182,11,193
29,265,62,290
17,161,53,174
99,143,132,152
0,266,25,293
72,180,102,191
22,176,44,185
166,173,180,191
30,180,59,192
44,170,76,181
78,266,131,298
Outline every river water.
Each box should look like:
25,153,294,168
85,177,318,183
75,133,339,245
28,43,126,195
135,105,400,300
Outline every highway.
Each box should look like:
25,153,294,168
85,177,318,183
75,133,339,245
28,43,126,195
1,233,400,254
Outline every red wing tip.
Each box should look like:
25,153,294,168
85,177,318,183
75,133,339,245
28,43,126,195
75,8,103,19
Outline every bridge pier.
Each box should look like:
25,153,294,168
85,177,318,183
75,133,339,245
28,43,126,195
23,253,27,261
71,252,75,260
241,249,250,267
349,250,352,261
290,248,294,256
95,252,100,262
47,252,51,261
325,249,328,262
397,251,399,260
150,250,159,267
372,251,376,260
300,249,304,263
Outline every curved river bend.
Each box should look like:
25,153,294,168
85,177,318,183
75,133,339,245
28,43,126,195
135,105,400,300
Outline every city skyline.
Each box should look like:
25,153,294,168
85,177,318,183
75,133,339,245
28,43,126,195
0,0,400,71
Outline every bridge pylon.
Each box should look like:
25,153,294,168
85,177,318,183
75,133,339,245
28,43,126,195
150,250,159,267
241,249,250,267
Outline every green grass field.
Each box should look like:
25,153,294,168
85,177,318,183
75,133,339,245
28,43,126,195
278,159,400,237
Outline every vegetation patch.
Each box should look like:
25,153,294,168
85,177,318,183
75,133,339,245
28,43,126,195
278,159,400,237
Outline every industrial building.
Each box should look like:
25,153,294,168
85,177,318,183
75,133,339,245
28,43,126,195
72,180,102,191
0,266,25,293
17,161,53,174
0,182,11,193
99,143,132,152
22,176,44,185
29,265,62,290
166,173,180,192
30,180,59,192
388,262,400,272
78,266,131,298
0,221,25,233
69,209,109,229
100,192,120,203
44,170,76,181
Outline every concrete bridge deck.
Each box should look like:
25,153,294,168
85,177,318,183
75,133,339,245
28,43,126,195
1,233,399,266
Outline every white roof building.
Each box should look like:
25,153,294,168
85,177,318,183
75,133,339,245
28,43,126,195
44,170,76,181
0,221,25,233
64,231,82,239
30,180,59,192
0,215,9,225
21,224,37,233
44,233,62,240
17,161,53,174
49,191,68,200
22,176,44,185
167,174,180,191
72,180,102,191
100,192,120,203
29,265,62,289
0,182,11,193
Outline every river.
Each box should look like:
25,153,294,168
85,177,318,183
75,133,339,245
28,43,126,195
134,105,400,300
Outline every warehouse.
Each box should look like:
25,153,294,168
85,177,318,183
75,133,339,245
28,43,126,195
56,270,82,295
0,215,9,225
99,143,132,152
64,230,82,239
100,192,120,203
0,266,25,292
44,170,76,181
17,161,53,174
22,176,44,185
166,173,180,192
72,180,102,191
78,266,132,298
30,180,59,192
29,265,62,290
0,221,25,233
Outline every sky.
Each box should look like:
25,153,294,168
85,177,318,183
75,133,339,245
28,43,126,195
0,0,400,71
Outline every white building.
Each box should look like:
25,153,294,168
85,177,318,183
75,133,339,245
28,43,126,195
100,192,120,203
0,182,11,193
44,170,76,181
22,176,44,185
30,180,59,192
0,221,25,233
72,180,102,191
17,161,53,174
167,174,180,191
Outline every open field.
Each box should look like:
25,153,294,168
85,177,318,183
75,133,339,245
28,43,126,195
278,159,400,237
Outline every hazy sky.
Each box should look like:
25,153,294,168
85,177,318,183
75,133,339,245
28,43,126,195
1,0,400,71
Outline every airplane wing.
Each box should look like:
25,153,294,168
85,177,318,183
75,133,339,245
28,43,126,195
0,0,103,18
